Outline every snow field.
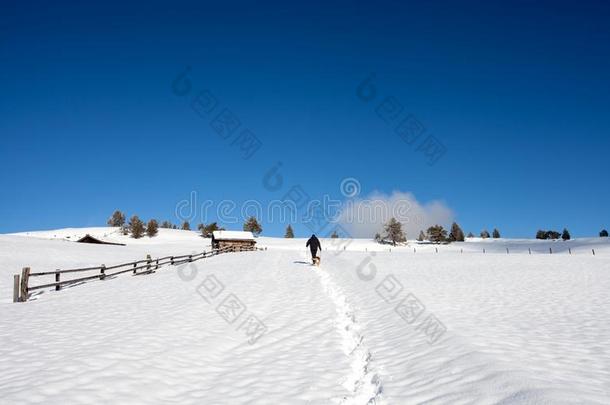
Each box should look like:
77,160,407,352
1,228,609,404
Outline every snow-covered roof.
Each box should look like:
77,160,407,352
76,234,126,246
212,230,255,240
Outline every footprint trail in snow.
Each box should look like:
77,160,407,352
315,266,384,405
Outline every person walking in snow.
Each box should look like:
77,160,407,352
306,234,322,265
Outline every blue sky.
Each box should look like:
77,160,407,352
1,1,609,237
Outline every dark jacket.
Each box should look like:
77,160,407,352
306,235,321,252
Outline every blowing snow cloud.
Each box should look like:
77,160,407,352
337,191,455,239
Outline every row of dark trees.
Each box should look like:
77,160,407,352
109,210,196,239
479,229,501,239
371,218,499,245
108,210,266,239
374,219,470,246
535,228,608,240
536,229,570,240
108,210,159,239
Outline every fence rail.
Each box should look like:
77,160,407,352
13,245,259,303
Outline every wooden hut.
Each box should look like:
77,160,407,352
76,234,126,246
211,230,256,250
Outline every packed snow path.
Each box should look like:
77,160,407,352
1,231,610,404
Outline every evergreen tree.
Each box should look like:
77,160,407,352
600,229,608,237
427,225,447,243
201,222,220,238
330,230,339,238
243,216,262,236
146,219,159,237
561,228,571,241
448,222,465,242
160,221,173,229
480,229,490,239
181,221,191,231
545,230,561,240
384,217,406,246
467,232,474,238
129,215,145,239
107,210,126,227
492,228,501,238
417,230,426,241
374,233,381,242
284,224,294,238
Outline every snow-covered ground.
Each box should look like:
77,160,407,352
1,228,609,404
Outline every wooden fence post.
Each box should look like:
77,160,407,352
592,249,595,256
483,248,486,254
549,247,552,254
133,262,137,274
170,256,174,265
155,259,159,270
55,272,61,290
13,274,20,303
568,248,571,255
20,267,30,302
188,255,192,262
506,248,509,254
529,248,531,255
435,247,438,253
146,255,152,271
100,264,106,280
414,248,416,253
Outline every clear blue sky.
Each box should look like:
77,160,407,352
1,1,609,237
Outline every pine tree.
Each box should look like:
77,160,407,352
129,215,145,239
467,232,474,238
243,216,262,236
417,230,426,241
384,217,406,246
492,228,500,238
561,228,570,241
160,221,173,229
181,221,191,231
427,225,447,244
480,229,490,239
284,225,294,238
374,233,381,242
201,222,220,238
107,210,126,227
536,230,546,239
448,222,465,242
600,229,608,237
330,230,339,238
545,230,561,240
146,219,159,237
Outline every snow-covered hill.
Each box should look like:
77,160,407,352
1,228,609,404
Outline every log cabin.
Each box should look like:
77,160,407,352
211,230,256,250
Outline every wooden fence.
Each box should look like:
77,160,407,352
13,245,259,303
